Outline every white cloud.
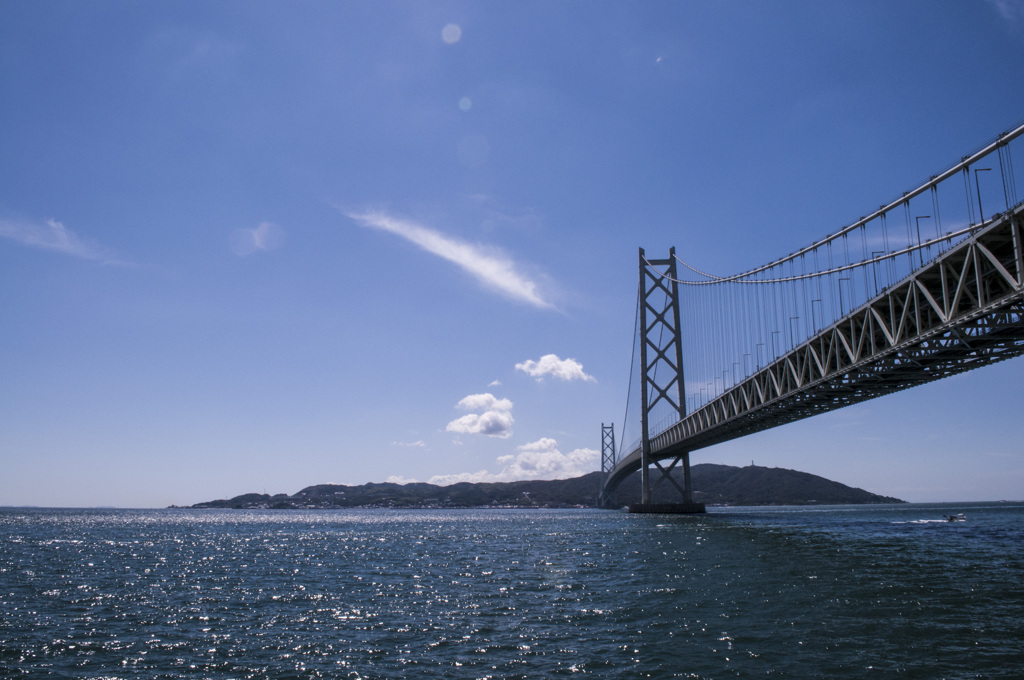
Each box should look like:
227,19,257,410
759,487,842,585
347,210,554,309
488,379,502,387
428,437,599,485
0,217,128,265
515,354,595,382
427,470,495,485
391,440,426,448
445,392,514,439
455,393,512,412
386,475,421,484
504,438,599,479
230,221,286,256
446,411,515,438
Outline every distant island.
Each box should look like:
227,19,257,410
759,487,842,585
187,464,904,509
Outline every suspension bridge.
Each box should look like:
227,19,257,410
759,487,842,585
601,121,1024,512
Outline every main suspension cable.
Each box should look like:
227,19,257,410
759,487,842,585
617,285,641,462
643,221,984,287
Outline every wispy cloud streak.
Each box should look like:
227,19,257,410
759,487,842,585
230,221,286,256
348,210,554,309
988,0,1024,22
0,217,129,265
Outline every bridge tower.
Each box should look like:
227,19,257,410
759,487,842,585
597,422,616,507
635,247,704,513
600,422,615,473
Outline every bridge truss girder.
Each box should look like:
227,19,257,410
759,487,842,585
604,203,1024,496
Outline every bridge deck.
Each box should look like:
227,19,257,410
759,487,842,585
605,204,1024,495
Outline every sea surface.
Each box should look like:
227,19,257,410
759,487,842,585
2,503,1023,679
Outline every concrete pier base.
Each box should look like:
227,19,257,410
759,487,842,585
628,502,706,514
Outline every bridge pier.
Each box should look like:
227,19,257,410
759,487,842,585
629,450,705,513
628,502,706,514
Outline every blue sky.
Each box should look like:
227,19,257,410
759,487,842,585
2,1,1024,507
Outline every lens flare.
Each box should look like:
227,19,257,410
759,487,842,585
441,24,461,44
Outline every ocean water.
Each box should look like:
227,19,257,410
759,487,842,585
1,504,1022,679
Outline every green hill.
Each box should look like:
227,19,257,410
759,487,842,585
190,464,903,509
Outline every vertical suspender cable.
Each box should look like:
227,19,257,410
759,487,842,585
860,223,870,300
908,206,915,276
964,166,976,226
880,212,894,286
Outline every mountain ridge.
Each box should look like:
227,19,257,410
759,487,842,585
188,464,904,509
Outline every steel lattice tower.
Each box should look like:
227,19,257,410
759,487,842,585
638,247,699,510
600,423,615,473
